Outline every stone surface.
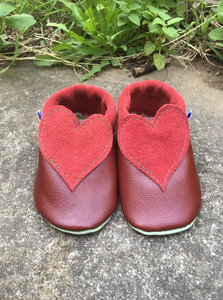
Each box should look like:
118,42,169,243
0,60,223,300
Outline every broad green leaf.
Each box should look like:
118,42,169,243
217,12,223,24
167,17,184,26
158,11,171,21
80,60,110,82
119,3,130,13
96,4,105,10
152,17,165,26
209,27,223,41
58,0,87,28
148,5,158,14
144,41,156,55
0,1,15,18
101,59,111,68
71,6,87,28
120,45,127,51
142,11,153,20
149,23,162,34
72,44,102,55
52,43,74,51
217,1,223,14
176,5,187,17
58,0,75,11
84,7,99,28
129,3,142,11
117,13,127,26
111,58,122,67
127,47,136,55
163,26,179,40
156,0,168,6
128,13,140,26
153,53,165,70
136,45,143,53
165,0,178,8
84,19,97,32
48,22,68,31
33,55,62,66
5,14,36,29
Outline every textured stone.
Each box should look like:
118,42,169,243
0,60,223,300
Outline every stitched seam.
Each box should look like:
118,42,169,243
40,108,112,187
119,108,188,187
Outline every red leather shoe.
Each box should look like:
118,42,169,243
117,80,201,235
34,85,118,234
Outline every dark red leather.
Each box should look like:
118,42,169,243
117,80,201,233
118,144,201,232
34,85,118,232
34,146,117,231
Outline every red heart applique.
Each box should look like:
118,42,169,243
118,105,190,191
39,106,113,191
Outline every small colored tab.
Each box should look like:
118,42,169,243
37,110,43,121
187,110,192,119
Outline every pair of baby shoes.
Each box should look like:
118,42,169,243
34,80,201,235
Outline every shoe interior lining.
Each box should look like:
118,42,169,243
56,91,107,117
128,87,172,118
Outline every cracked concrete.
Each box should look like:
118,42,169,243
0,60,223,300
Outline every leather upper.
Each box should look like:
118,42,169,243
34,148,117,231
34,85,118,231
118,145,201,231
117,80,201,232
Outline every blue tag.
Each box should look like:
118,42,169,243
37,110,42,121
187,110,192,119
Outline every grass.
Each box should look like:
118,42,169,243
0,0,223,80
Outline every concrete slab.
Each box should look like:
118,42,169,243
0,60,223,300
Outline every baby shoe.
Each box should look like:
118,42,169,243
117,80,201,235
34,85,118,234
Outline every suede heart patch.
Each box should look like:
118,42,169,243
39,106,113,191
118,105,190,191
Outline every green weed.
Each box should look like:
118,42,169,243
34,0,189,80
0,0,36,74
0,0,223,79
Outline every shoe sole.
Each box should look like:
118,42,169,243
129,218,196,236
46,216,111,235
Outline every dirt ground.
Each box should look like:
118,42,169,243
188,56,223,90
